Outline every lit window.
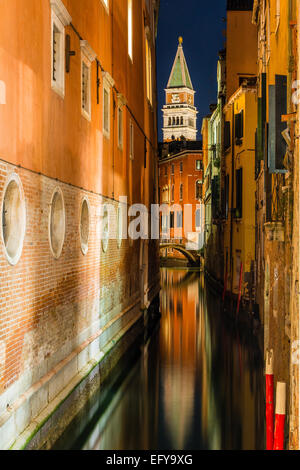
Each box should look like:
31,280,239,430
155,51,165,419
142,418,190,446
102,72,115,138
196,160,202,171
81,62,91,119
130,120,134,160
117,93,126,150
80,41,96,121
50,0,72,97
1,173,26,266
145,34,152,104
195,180,202,200
101,0,109,12
128,0,133,60
103,89,109,134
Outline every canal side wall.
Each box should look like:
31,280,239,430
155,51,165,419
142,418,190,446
0,160,160,450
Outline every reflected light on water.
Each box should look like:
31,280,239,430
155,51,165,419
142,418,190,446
54,269,264,451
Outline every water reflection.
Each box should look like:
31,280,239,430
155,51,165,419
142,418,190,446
55,269,264,450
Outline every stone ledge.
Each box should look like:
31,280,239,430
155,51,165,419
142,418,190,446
0,298,141,450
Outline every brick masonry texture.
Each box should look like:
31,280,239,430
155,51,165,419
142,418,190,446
0,160,159,407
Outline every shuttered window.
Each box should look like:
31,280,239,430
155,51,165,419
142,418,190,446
224,121,231,150
235,111,244,140
268,75,287,173
236,168,243,219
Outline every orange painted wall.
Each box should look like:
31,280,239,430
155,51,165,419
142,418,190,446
158,152,203,235
226,10,257,101
0,0,157,202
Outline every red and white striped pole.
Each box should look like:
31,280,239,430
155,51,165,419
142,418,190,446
273,382,286,450
265,350,274,450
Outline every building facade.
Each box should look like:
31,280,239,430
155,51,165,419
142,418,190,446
252,0,299,449
159,39,204,250
0,0,160,449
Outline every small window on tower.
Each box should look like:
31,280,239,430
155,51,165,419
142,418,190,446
171,164,174,175
180,162,183,173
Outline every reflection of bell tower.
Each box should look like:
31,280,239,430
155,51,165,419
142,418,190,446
162,37,198,142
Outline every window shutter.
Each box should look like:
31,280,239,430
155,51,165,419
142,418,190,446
236,168,243,218
268,75,287,173
224,121,231,150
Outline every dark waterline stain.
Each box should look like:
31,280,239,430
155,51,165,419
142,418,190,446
53,270,264,450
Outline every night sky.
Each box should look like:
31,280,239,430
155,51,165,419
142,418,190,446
156,0,227,142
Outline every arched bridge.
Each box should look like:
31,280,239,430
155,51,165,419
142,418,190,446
159,244,201,267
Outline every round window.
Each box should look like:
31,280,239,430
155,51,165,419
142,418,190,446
101,205,109,253
1,173,26,266
49,188,65,259
80,198,90,255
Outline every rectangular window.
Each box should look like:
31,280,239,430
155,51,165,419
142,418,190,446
177,211,183,228
224,121,231,150
171,164,174,175
196,160,202,171
165,166,168,176
225,174,229,219
103,87,110,136
81,60,91,120
180,162,183,173
180,184,183,201
118,106,123,149
170,212,175,229
235,110,244,141
51,12,65,97
268,75,287,173
235,168,243,219
145,36,152,104
130,120,134,160
128,0,133,60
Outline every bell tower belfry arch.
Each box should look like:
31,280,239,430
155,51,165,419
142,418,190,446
162,37,198,142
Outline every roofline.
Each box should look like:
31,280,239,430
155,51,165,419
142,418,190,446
158,149,203,163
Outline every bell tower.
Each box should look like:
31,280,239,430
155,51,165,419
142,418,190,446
162,37,198,142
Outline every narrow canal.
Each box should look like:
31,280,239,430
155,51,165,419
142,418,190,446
54,269,265,451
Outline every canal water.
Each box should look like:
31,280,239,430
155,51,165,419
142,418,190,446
54,269,265,451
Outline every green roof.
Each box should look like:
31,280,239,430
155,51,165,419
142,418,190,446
167,44,193,90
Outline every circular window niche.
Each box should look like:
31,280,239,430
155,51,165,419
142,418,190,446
1,173,26,266
49,187,65,259
101,205,109,253
80,197,90,255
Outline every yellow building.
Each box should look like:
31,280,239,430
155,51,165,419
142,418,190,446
252,0,299,449
223,84,257,300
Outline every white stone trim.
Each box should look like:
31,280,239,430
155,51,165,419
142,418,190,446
80,40,97,64
48,186,66,260
79,197,90,256
102,71,115,90
50,0,72,26
0,172,26,266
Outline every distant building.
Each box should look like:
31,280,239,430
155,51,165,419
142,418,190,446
159,39,204,249
162,37,198,142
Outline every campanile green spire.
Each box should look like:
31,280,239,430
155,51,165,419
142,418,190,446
167,37,193,90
